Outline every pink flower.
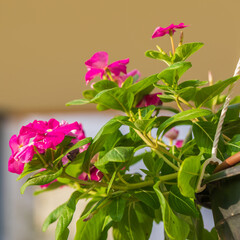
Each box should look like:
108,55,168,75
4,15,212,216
136,93,162,108
85,51,129,84
113,69,141,87
30,119,79,150
8,135,35,174
164,128,179,140
175,140,183,148
78,166,103,182
152,23,188,38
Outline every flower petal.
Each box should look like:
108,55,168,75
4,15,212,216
85,51,108,69
8,156,25,174
85,68,105,84
108,58,129,76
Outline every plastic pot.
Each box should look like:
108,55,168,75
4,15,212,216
196,165,240,240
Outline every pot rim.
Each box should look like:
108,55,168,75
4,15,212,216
203,164,240,184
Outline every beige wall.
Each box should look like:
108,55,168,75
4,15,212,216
0,0,240,113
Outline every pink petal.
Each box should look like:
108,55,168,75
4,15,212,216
47,118,60,130
14,145,35,163
78,172,88,181
152,26,175,38
108,58,129,76
85,51,108,69
164,128,179,140
85,68,105,84
136,92,162,107
90,167,103,182
8,156,25,174
20,122,36,138
174,23,189,29
9,135,20,155
152,23,188,38
175,140,184,148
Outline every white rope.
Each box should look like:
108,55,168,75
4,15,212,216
196,58,240,193
212,58,240,157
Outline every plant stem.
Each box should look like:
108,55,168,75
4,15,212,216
34,146,48,168
175,96,184,112
178,96,195,109
159,172,178,181
117,172,130,185
152,147,179,171
169,32,175,55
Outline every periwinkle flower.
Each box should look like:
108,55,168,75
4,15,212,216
136,93,162,108
175,140,184,148
164,128,179,140
152,23,188,38
8,135,35,174
85,51,129,84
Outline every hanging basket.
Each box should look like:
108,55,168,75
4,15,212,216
196,162,240,240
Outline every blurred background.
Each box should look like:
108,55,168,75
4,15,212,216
1,0,240,239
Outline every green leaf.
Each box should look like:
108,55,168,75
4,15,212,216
74,206,107,240
153,182,189,240
143,152,155,172
173,43,204,62
20,168,63,194
42,203,66,232
17,157,43,181
82,116,127,172
218,103,240,122
158,94,175,102
139,105,156,119
95,147,134,173
179,80,207,89
91,88,134,112
113,203,153,240
93,80,118,92
53,137,92,164
169,185,199,217
55,191,81,240
82,89,98,100
157,62,192,86
122,76,133,88
145,50,172,65
34,181,65,195
66,98,90,106
132,190,160,209
127,74,159,95
230,95,240,104
134,118,156,133
223,119,240,138
177,87,197,101
157,109,211,136
108,198,126,222
107,170,117,193
193,121,225,160
194,76,239,107
226,134,240,156
58,228,69,240
43,191,81,240
99,218,113,240
178,155,201,198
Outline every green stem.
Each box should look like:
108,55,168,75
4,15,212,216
178,96,195,109
63,172,154,190
106,69,115,82
159,172,178,181
152,148,179,171
169,31,175,55
34,146,48,168
175,96,184,112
